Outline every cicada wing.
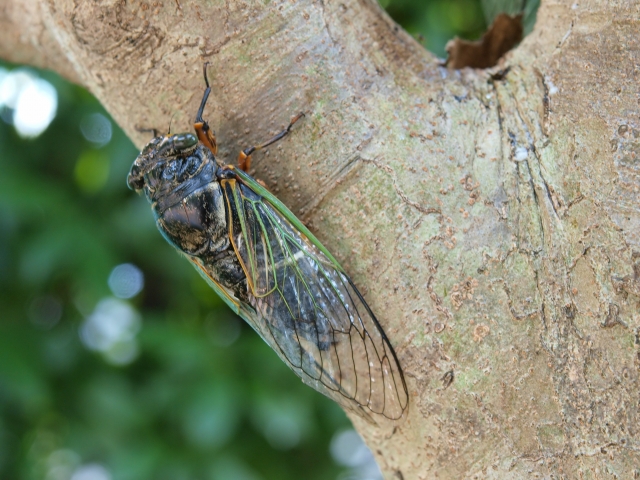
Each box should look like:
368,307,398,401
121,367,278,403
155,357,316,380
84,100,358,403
221,177,408,421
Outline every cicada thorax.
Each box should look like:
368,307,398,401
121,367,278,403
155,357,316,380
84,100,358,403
130,136,249,302
152,158,225,256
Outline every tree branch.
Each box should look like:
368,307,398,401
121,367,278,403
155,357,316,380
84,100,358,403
0,0,80,82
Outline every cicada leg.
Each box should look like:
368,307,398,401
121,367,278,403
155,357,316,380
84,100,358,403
194,63,218,155
237,112,305,172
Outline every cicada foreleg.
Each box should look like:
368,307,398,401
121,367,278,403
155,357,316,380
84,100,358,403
237,112,305,172
194,63,218,155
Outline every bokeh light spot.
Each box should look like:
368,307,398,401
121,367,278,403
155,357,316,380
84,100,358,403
264,413,301,450
0,69,30,108
13,77,58,138
331,429,383,480
70,464,112,480
79,298,141,366
80,113,112,147
45,449,80,480
74,150,110,194
108,263,144,299
331,429,378,466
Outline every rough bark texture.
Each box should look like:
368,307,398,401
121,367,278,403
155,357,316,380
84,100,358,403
2,0,639,478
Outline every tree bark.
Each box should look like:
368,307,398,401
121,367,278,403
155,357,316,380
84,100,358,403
2,0,639,478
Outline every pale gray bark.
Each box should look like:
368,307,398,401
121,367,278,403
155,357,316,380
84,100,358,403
2,0,639,478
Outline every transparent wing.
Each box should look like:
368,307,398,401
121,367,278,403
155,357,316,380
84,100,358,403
222,178,408,421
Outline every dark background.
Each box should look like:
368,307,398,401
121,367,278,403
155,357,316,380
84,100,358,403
0,1,537,479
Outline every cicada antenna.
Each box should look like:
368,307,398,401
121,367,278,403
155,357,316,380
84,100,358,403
167,113,177,135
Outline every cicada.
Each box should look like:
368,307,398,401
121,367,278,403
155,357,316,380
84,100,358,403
127,65,408,422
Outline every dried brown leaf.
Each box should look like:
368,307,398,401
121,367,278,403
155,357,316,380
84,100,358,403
445,13,523,69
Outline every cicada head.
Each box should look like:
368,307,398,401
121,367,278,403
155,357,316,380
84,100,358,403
128,132,222,212
128,133,201,191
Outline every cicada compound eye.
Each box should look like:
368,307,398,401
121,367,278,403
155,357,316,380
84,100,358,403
172,133,198,151
127,164,144,191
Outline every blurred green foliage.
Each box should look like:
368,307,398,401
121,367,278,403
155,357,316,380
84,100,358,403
0,1,537,479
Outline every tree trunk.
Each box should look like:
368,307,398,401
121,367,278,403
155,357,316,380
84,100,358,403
2,0,639,477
